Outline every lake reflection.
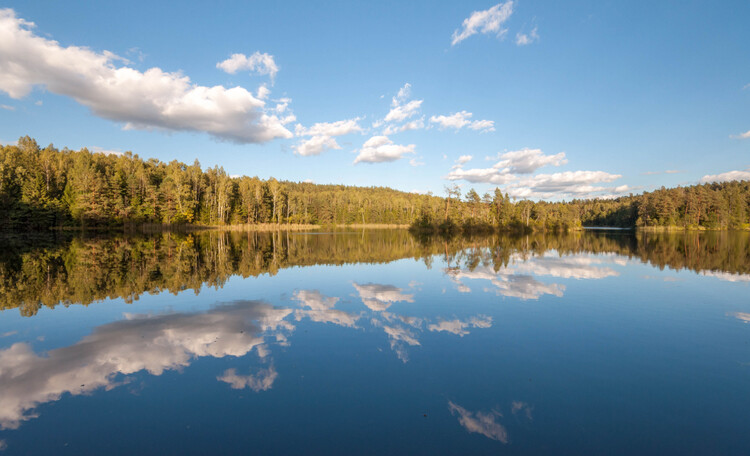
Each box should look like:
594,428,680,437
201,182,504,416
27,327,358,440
0,230,749,455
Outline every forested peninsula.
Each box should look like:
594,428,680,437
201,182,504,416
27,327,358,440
1,136,749,232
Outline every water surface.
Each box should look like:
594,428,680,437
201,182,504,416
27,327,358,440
0,230,749,455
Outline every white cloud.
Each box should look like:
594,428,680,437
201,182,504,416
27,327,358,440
393,83,412,106
256,84,270,100
373,83,427,135
730,129,750,139
353,135,415,164
293,136,340,156
216,52,279,81
494,148,567,174
450,154,473,170
447,147,625,199
452,1,515,46
505,171,624,199
0,9,291,144
409,157,425,167
515,26,539,46
385,99,423,123
700,169,750,183
295,118,363,137
448,402,509,443
429,111,494,132
91,146,123,156
446,166,517,185
293,118,363,156
446,148,567,185
383,117,425,135
467,119,495,132
0,104,14,111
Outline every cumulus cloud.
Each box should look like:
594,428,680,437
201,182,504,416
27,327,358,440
353,135,415,164
515,26,539,46
445,166,518,185
699,169,750,183
293,135,340,157
0,301,293,430
0,9,291,143
456,155,473,165
383,117,425,135
505,171,625,199
429,111,495,132
452,1,515,46
446,148,567,186
293,118,363,156
409,157,425,167
385,100,423,123
448,402,509,443
296,118,363,138
216,52,279,81
447,148,627,198
495,148,567,174
372,83,426,135
730,129,750,139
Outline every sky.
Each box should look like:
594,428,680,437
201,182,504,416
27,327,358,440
0,0,749,200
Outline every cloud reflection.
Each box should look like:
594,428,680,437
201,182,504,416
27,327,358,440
428,316,493,336
293,290,360,328
353,282,414,311
446,253,620,300
217,365,278,392
0,301,292,430
448,401,508,443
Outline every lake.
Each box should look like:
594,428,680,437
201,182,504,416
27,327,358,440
0,229,749,455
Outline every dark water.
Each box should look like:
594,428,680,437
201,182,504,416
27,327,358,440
0,229,749,455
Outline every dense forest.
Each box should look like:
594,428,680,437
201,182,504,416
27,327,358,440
1,230,748,316
1,136,749,231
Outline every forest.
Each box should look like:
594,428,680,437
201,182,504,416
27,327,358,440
1,136,749,231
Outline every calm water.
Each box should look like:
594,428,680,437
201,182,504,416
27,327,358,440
0,229,749,455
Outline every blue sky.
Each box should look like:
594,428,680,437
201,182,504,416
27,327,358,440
0,0,749,199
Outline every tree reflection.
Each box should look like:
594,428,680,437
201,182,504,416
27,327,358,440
0,230,748,316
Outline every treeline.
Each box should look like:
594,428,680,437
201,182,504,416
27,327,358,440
574,182,750,230
1,136,749,231
0,137,442,229
416,181,750,233
2,230,748,316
